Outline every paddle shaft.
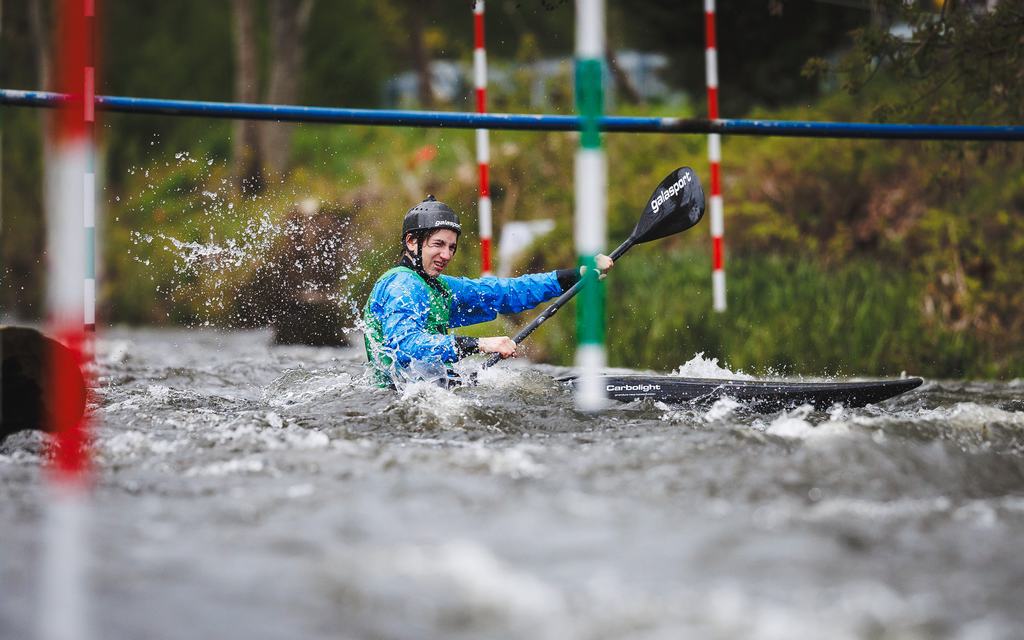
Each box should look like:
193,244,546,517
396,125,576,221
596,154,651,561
481,236,635,369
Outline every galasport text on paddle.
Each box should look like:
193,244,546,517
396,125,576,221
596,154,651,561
482,166,707,370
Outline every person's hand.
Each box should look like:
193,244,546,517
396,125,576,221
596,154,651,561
580,254,615,280
478,336,517,358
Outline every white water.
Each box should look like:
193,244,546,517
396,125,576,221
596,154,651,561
3,329,1023,639
668,351,755,380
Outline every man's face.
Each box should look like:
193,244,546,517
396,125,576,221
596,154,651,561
407,229,458,277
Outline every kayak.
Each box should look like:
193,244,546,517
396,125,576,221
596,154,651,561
558,375,924,411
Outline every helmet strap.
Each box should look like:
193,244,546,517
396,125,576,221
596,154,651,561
401,232,425,272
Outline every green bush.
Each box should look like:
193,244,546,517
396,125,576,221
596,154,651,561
524,249,996,378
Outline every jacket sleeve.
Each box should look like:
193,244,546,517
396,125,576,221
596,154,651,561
443,272,565,328
373,272,460,366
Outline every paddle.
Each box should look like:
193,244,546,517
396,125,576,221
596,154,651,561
481,166,706,369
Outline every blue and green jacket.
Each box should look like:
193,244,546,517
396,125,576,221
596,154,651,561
363,264,575,386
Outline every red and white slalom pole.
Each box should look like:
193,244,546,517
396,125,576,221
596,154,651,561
42,1,95,638
705,0,726,312
473,0,493,276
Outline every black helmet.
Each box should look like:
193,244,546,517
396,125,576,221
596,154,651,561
402,195,461,239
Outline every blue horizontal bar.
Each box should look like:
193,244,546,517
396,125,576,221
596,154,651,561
3,89,1023,142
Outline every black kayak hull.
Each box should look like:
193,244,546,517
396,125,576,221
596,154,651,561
558,375,924,411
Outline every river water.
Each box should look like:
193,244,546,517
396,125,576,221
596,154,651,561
2,327,1023,639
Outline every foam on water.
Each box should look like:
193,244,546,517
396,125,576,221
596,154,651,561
202,417,331,451
324,540,567,638
184,457,270,477
910,402,1024,428
758,405,852,439
397,381,482,431
807,495,955,522
668,352,755,380
702,396,745,422
98,430,185,458
472,361,528,389
449,442,547,479
0,430,47,464
825,401,1024,442
262,369,360,408
659,384,1024,443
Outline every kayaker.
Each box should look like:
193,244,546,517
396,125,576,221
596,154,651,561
363,195,613,387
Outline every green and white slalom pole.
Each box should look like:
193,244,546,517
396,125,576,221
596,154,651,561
574,0,607,411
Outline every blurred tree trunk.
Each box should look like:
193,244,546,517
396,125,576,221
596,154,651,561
406,4,433,108
607,51,642,106
28,0,51,266
231,0,262,191
605,4,642,107
0,0,4,235
258,0,315,179
27,0,51,92
28,0,52,166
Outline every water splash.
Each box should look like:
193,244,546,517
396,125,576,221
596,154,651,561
395,381,481,431
668,352,754,380
126,151,371,331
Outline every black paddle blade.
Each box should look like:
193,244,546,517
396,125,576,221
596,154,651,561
631,167,705,244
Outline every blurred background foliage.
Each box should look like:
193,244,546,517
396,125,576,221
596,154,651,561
1,0,1022,378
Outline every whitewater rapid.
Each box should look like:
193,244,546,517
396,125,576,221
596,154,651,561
2,328,1022,639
